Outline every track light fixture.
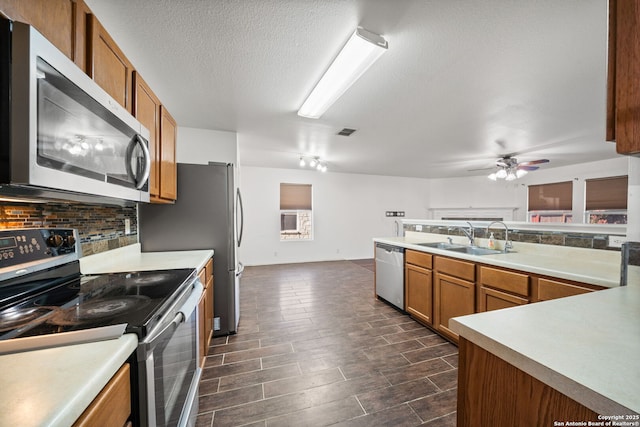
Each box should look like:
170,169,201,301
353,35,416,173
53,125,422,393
299,156,327,172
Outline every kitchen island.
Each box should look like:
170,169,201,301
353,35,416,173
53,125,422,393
450,284,640,423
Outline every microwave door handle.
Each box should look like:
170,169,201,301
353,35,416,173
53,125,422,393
125,134,151,190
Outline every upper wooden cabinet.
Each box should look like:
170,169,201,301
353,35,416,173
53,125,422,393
87,14,134,113
0,0,74,58
607,0,640,154
159,107,177,202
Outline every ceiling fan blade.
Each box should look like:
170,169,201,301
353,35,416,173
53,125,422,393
518,159,549,166
518,165,539,171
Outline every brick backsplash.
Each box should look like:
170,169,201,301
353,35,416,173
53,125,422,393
0,202,137,255
404,223,621,251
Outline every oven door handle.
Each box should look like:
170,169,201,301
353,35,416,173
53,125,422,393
143,312,183,352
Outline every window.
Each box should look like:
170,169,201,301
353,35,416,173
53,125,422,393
280,183,313,240
585,176,628,224
528,181,573,223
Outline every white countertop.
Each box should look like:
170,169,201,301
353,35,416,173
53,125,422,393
0,334,138,427
80,243,213,274
374,234,640,288
450,285,640,415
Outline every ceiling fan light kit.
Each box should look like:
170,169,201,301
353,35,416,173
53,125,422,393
487,157,548,181
297,27,388,119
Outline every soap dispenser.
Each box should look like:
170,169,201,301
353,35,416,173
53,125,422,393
488,232,496,249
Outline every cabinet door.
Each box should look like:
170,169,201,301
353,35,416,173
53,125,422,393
132,72,161,198
0,0,74,59
405,263,432,326
87,15,133,112
434,272,475,343
478,286,528,312
73,363,131,427
159,107,177,201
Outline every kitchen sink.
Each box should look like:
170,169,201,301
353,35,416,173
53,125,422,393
416,242,505,256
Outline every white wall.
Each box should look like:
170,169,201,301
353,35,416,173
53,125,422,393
240,166,430,265
177,127,238,165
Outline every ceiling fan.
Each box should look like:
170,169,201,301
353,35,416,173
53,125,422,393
486,156,549,181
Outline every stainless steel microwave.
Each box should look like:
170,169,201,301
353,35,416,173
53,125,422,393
0,18,150,204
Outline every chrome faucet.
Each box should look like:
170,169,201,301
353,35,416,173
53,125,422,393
448,222,475,246
487,221,513,252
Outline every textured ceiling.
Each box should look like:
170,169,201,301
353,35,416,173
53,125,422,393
84,0,619,178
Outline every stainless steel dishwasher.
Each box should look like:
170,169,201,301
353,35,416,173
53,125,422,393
375,243,405,310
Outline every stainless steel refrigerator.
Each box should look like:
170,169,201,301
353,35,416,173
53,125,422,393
139,162,244,336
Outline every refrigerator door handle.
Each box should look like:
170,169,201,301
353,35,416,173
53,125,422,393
236,188,244,247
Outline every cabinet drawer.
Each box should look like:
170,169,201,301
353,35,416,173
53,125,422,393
73,363,130,427
536,278,594,302
434,256,475,282
406,250,432,269
479,266,529,297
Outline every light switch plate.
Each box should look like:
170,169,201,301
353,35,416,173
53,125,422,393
608,235,626,248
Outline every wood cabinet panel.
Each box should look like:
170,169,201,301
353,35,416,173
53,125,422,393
87,15,133,112
533,277,597,302
72,0,91,72
0,0,74,58
159,106,177,201
434,256,475,282
478,286,528,312
434,272,475,343
457,338,599,426
73,363,131,427
132,71,161,198
406,249,432,269
405,263,433,326
478,266,529,297
198,257,214,366
608,0,640,154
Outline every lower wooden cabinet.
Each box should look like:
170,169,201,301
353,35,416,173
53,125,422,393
73,363,131,427
477,266,529,312
405,250,433,326
198,258,214,366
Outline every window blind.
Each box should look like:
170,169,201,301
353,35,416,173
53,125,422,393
528,181,573,211
280,183,312,210
585,176,628,210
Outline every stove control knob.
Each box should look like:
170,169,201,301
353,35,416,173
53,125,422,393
63,235,76,248
46,234,63,248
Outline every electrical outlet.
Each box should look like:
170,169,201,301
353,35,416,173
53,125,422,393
609,235,626,248
214,317,221,331
124,219,131,235
416,225,423,231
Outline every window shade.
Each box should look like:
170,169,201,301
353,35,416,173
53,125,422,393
280,183,312,210
585,176,628,210
528,181,573,211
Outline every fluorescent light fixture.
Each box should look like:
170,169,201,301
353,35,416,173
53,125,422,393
297,27,388,119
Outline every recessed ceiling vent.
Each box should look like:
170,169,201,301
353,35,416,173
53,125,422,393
337,128,357,137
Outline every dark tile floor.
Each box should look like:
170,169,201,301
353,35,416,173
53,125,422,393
196,260,458,427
